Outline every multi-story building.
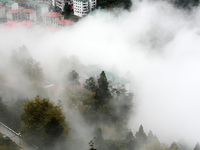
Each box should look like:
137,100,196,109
44,12,64,25
26,1,49,21
73,0,96,17
0,5,6,20
89,0,96,11
55,0,65,11
7,9,21,21
22,9,36,21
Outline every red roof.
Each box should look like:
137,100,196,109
57,19,74,25
0,5,3,8
7,9,21,14
23,9,34,13
45,12,63,17
5,21,19,27
20,20,34,26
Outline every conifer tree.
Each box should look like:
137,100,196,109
135,125,147,149
96,71,111,104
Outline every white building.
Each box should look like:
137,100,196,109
55,0,65,11
44,12,64,25
73,0,96,17
0,5,6,19
89,0,96,11
26,1,48,21
22,9,36,21
7,9,21,21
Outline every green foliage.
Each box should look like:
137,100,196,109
172,0,199,8
96,71,111,105
125,130,136,150
0,97,21,131
0,135,20,150
111,86,133,121
84,77,96,92
97,0,132,10
11,46,43,83
67,70,80,90
20,95,69,147
169,142,180,150
142,139,168,150
135,125,147,149
67,70,133,125
64,4,73,19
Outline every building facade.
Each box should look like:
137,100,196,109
22,9,36,21
0,5,6,20
73,0,96,17
44,12,64,25
7,9,21,21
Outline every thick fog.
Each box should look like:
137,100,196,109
1,0,200,147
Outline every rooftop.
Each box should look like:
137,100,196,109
57,19,74,25
7,9,21,14
20,20,34,26
26,1,40,7
23,9,34,13
45,12,63,17
5,21,18,27
0,0,14,5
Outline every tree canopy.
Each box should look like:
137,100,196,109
20,95,69,148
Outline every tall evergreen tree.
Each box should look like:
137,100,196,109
125,130,136,150
135,125,147,149
96,71,111,104
147,130,157,143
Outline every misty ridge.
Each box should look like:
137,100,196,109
1,0,200,150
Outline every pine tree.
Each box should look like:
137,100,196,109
125,131,136,150
96,71,111,104
135,125,147,149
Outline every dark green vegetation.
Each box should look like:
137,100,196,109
67,70,133,125
0,133,22,150
97,0,132,10
20,95,70,149
170,0,200,8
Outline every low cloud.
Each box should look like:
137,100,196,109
1,0,200,147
